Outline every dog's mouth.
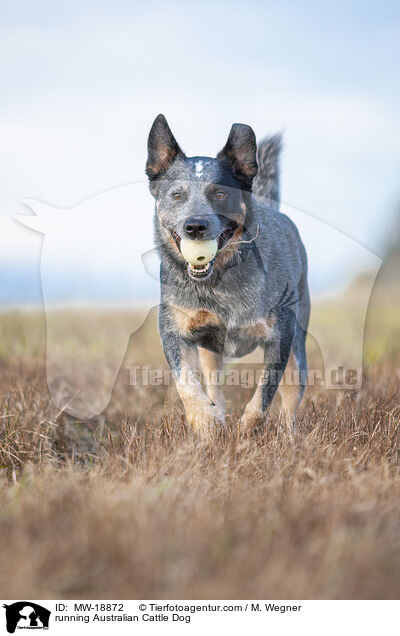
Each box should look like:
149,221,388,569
187,260,215,279
170,227,235,281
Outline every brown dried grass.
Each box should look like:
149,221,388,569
0,302,399,600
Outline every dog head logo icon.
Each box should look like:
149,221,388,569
3,602,51,633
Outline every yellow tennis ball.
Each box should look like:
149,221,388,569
180,238,218,266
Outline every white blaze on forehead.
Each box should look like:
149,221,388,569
194,160,204,178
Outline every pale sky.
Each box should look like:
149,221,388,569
0,0,399,303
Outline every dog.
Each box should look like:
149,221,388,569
146,114,310,435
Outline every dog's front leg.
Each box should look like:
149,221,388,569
159,307,223,436
198,347,226,424
241,309,296,431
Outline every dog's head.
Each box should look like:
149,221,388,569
146,114,258,281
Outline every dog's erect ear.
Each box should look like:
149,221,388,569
217,123,258,190
146,114,184,180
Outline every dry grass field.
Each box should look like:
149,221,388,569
0,266,399,600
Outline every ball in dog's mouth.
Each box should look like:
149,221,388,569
180,238,218,280
180,238,218,266
169,228,236,280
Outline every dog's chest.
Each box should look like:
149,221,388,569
224,317,275,357
223,332,258,358
171,305,275,357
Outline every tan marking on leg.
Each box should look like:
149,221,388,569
175,346,222,436
198,346,226,422
241,376,265,430
241,316,279,430
279,350,304,428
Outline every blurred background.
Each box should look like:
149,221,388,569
0,0,399,305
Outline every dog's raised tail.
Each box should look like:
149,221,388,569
253,133,282,210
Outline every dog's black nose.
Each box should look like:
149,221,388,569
184,217,209,238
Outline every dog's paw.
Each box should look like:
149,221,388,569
240,405,266,433
186,401,224,438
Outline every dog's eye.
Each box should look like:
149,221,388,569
171,192,182,200
215,191,226,200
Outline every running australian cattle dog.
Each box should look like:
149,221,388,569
146,114,310,435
